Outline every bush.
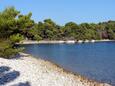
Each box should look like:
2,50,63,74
0,48,23,59
9,34,24,43
34,35,42,41
0,40,24,59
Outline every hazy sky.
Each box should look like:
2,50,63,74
0,0,115,24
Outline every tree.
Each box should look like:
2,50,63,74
0,7,20,38
17,12,35,39
10,34,24,43
63,22,79,40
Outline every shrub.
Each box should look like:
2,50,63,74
0,40,24,59
34,35,42,41
9,34,24,43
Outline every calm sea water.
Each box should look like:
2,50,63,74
22,42,115,85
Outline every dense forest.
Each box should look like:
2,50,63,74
0,7,115,58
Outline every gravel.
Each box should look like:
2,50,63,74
0,53,111,86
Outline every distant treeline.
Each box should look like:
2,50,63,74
0,7,115,41
0,7,115,58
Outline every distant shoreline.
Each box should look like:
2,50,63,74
17,39,115,44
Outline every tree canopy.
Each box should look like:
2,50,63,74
1,7,115,41
0,7,115,58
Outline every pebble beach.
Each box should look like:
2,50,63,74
0,53,111,86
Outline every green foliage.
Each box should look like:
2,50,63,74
1,7,115,42
0,40,24,59
0,7,19,38
0,7,115,59
10,34,24,43
34,34,42,41
63,22,79,39
0,47,23,59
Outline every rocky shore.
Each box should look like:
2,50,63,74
17,40,115,44
0,53,111,86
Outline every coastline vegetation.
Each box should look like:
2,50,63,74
0,7,115,58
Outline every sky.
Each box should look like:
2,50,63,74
0,0,115,25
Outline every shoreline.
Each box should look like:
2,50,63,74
0,53,111,86
17,39,115,44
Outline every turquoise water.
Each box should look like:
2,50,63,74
22,42,115,85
